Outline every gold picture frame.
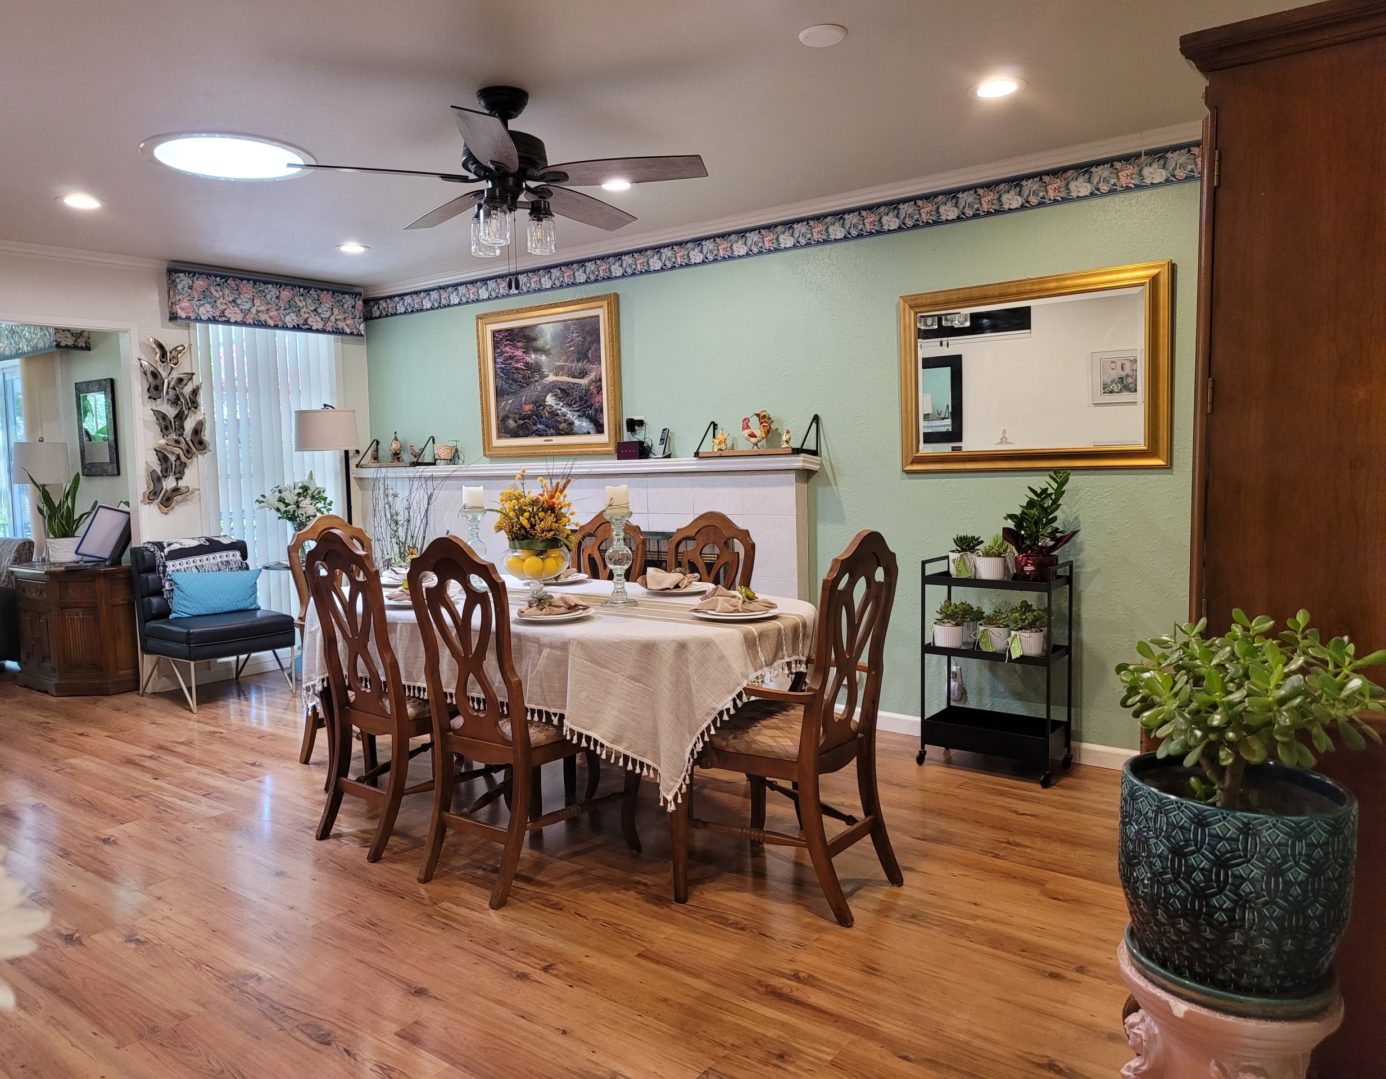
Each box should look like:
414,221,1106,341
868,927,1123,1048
898,260,1173,472
476,292,622,458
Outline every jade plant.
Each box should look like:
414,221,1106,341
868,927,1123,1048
1007,602,1048,632
26,471,97,539
1116,610,1384,809
1002,469,1078,554
951,534,982,554
935,599,979,626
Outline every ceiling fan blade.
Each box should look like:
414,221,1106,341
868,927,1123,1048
451,106,519,172
545,155,707,186
543,185,636,231
296,163,479,184
405,193,479,230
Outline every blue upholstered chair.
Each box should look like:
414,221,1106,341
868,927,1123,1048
132,539,295,712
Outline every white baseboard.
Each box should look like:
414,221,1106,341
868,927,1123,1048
876,709,1136,770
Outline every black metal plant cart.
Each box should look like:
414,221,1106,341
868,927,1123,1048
917,556,1074,787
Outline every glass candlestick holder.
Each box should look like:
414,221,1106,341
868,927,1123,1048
461,507,485,551
601,508,637,607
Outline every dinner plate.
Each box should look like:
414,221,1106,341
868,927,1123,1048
517,607,595,624
690,608,779,623
384,599,414,610
646,581,713,597
545,572,591,586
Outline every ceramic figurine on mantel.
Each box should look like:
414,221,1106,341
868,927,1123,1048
780,427,792,449
389,431,403,463
712,429,730,453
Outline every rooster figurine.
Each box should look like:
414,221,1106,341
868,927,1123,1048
755,409,773,443
740,416,764,449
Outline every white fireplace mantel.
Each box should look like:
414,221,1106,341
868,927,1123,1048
354,455,819,599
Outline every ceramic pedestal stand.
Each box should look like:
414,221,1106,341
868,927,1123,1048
1117,941,1342,1079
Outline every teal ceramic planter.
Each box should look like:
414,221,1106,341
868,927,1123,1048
1119,753,1357,999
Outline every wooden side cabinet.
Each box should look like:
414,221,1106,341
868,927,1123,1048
13,563,139,696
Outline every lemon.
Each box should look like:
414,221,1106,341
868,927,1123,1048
542,555,565,577
522,555,545,579
505,555,525,575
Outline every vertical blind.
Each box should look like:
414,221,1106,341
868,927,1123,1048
0,361,26,537
193,325,342,615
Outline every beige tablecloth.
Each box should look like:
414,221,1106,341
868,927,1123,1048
300,579,815,809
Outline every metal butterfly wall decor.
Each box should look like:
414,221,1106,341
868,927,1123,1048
140,336,209,513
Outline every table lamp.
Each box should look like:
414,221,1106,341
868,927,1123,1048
293,406,358,523
14,438,70,486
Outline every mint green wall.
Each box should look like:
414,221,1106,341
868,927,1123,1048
365,183,1199,749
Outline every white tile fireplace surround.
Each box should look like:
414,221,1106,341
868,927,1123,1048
355,455,820,600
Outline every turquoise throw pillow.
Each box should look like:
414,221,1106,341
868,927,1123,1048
169,568,262,618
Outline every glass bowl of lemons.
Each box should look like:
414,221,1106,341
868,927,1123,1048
505,541,569,604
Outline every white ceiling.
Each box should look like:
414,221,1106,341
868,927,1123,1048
0,0,1293,294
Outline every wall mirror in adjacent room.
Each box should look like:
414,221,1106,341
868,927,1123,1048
75,377,119,476
898,260,1171,472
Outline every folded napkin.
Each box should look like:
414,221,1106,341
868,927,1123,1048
692,586,777,614
639,567,700,591
551,566,578,581
385,587,411,603
518,593,591,618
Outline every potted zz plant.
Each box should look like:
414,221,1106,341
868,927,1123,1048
1116,609,1383,1010
948,534,982,578
1002,468,1078,580
973,534,1013,581
27,470,98,564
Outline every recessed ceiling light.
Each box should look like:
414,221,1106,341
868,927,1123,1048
973,76,1025,99
601,178,632,193
59,192,102,210
337,241,369,255
139,133,314,180
799,23,848,48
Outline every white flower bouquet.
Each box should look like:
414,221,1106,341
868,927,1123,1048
256,472,332,531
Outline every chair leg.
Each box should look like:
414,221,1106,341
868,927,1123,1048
563,756,577,806
583,750,601,801
139,655,160,696
362,734,379,787
749,777,767,838
270,649,293,691
529,766,543,819
857,739,903,886
168,660,198,713
799,777,853,928
298,705,320,765
316,715,351,841
367,735,407,863
491,763,531,909
671,780,692,903
419,747,453,883
621,769,642,853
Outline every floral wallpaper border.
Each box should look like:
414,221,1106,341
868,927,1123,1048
167,267,365,337
365,142,1200,321
0,323,92,361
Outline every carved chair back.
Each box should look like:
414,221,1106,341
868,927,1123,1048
801,530,898,755
667,511,755,589
305,529,409,736
407,536,535,759
289,515,372,625
570,512,646,580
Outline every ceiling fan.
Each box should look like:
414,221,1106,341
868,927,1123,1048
299,85,707,257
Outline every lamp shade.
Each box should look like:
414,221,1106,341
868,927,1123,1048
294,408,357,451
13,440,70,485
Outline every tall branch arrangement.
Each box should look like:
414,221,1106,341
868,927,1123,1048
370,470,444,567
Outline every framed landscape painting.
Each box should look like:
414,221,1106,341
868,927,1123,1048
476,293,622,457
1090,348,1142,405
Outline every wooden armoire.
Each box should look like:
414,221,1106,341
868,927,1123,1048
1180,2,1386,1073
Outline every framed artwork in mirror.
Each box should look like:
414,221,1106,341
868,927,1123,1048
475,293,622,457
898,261,1172,472
75,377,119,476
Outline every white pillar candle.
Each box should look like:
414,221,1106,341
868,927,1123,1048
462,485,485,509
604,484,630,512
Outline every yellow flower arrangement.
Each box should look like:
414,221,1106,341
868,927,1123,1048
495,470,577,583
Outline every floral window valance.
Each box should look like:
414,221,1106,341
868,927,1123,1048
0,323,92,362
167,266,364,338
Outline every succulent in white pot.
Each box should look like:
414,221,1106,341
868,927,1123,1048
974,533,1013,581
932,599,969,649
947,534,981,578
977,605,1013,653
1009,602,1049,657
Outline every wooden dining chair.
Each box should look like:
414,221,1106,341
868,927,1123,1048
289,514,372,766
570,511,647,580
666,511,755,588
408,535,642,908
671,530,901,926
307,529,435,862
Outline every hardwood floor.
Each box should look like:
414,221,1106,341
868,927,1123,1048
0,666,1133,1077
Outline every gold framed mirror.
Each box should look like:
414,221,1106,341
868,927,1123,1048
898,260,1172,472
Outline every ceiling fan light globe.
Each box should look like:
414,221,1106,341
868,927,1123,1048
470,213,504,257
526,215,556,256
477,200,512,246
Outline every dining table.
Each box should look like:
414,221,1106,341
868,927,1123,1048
299,575,817,809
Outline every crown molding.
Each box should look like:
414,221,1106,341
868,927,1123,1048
0,238,168,273
365,121,1202,298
